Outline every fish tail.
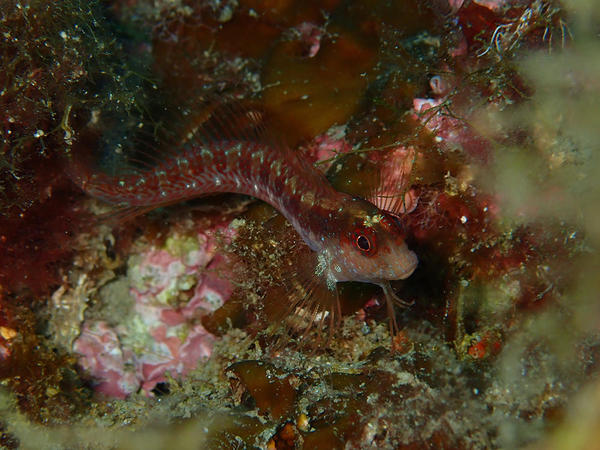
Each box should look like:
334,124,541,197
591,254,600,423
65,146,131,205
64,144,96,194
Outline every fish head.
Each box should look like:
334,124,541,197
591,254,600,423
329,197,418,284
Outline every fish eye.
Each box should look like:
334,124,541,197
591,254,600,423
350,226,377,256
356,235,371,251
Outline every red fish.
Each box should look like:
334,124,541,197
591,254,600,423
70,103,418,342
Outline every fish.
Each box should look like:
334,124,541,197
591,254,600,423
69,101,418,345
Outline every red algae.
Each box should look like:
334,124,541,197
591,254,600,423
0,188,81,297
0,299,89,424
0,0,157,296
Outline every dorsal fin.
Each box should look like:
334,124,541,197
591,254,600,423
177,97,271,147
73,92,279,174
324,146,417,217
366,146,418,218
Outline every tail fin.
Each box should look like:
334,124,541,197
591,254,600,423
63,124,104,198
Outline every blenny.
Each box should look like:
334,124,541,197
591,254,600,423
71,102,418,341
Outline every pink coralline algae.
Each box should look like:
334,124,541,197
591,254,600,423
0,330,15,361
294,22,324,58
449,0,512,12
304,125,353,167
73,322,139,399
473,0,511,11
413,96,492,163
74,226,233,398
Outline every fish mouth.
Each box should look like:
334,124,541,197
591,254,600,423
396,248,418,280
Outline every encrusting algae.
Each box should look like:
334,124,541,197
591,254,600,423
1,0,599,448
